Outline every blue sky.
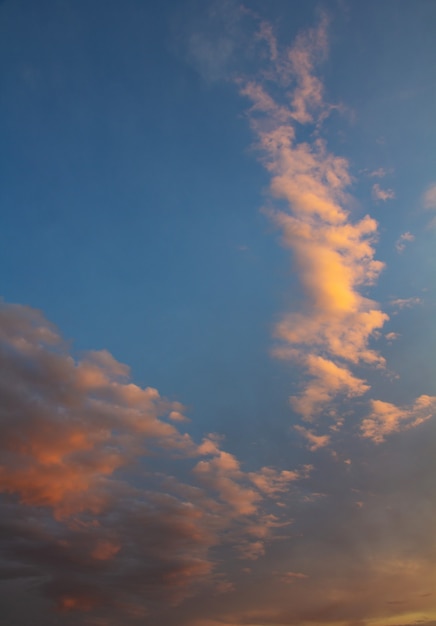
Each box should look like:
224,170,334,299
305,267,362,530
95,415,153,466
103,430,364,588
1,1,436,625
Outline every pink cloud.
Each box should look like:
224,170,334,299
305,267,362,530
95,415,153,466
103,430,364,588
361,395,436,442
372,183,395,201
395,232,415,253
294,425,330,451
0,301,311,617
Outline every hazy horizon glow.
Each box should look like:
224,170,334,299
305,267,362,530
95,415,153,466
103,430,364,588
1,2,436,625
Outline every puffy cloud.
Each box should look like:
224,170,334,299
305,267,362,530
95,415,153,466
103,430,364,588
193,448,261,516
372,183,395,201
361,395,436,442
0,301,310,621
290,355,369,421
239,17,388,429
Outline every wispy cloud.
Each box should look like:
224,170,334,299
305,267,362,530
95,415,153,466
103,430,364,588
390,296,422,310
395,232,415,253
372,183,395,202
423,182,436,229
422,182,436,210
368,167,390,178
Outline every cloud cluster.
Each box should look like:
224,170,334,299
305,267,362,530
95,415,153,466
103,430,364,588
239,19,389,434
0,301,310,621
237,15,436,457
361,395,436,442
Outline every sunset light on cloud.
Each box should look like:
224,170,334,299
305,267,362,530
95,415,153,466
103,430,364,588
1,1,436,625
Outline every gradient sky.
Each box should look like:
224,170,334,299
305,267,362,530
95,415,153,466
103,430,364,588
1,1,436,625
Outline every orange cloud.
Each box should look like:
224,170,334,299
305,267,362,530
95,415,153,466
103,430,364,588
361,395,436,442
239,21,388,430
290,355,369,420
0,300,312,618
294,425,330,451
0,303,196,518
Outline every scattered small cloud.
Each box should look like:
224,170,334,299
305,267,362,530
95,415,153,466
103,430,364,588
372,183,395,202
294,425,330,451
361,395,436,442
279,571,309,583
368,167,391,178
390,297,422,311
395,232,415,253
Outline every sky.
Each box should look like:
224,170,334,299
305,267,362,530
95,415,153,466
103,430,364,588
1,1,436,625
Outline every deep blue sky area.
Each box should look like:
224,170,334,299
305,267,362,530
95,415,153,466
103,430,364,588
0,1,279,414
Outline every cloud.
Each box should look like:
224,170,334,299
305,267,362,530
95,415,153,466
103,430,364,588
395,232,415,253
182,13,436,626
422,183,436,210
390,297,422,310
238,17,388,430
372,183,395,201
294,425,330,451
361,395,436,442
422,183,436,228
0,301,311,620
279,571,309,583
368,167,390,178
290,354,370,421
182,0,252,83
